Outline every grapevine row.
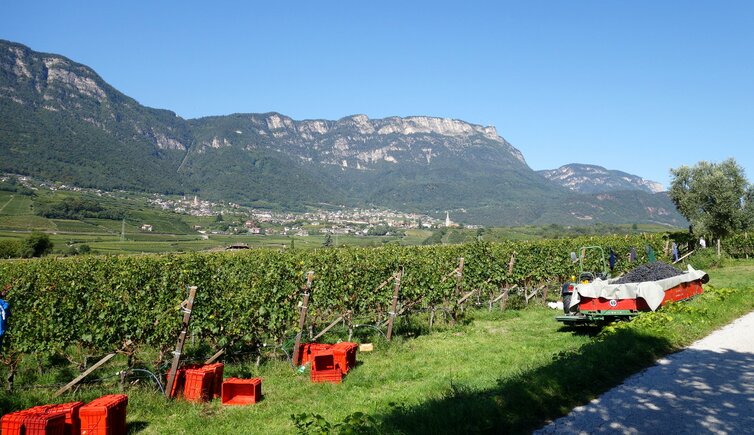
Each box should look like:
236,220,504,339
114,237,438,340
0,235,667,370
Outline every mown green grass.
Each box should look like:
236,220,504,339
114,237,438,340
2,261,752,434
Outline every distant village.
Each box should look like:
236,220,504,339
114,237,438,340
148,194,460,237
2,174,474,237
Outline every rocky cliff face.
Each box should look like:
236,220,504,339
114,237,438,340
189,112,526,171
183,111,549,220
538,164,665,194
1,39,190,152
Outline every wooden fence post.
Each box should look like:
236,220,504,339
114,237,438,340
165,285,197,398
386,267,403,341
291,272,314,368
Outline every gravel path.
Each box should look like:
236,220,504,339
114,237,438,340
535,311,754,434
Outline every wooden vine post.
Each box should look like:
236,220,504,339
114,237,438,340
454,257,465,313
542,284,549,302
165,285,197,398
455,257,465,298
291,271,314,368
489,285,513,311
386,267,403,341
501,287,510,310
524,285,544,306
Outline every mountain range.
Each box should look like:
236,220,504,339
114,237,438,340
0,39,684,227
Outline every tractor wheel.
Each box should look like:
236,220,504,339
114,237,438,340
563,294,572,314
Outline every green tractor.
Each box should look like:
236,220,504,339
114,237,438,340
560,246,610,314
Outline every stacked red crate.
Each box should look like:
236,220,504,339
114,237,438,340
221,377,263,405
183,367,215,402
46,402,84,435
331,342,358,374
202,363,224,398
296,343,334,366
168,367,187,399
310,352,344,383
79,394,128,435
168,363,224,401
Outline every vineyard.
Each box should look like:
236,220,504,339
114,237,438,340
722,232,754,258
0,234,669,386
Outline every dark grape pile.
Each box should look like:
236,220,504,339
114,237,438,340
614,261,683,284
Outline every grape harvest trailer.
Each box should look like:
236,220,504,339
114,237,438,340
556,266,709,324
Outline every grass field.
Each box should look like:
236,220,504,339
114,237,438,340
0,215,56,231
49,219,100,232
2,259,752,434
0,192,33,215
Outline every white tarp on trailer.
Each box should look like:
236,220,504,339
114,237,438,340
570,265,708,312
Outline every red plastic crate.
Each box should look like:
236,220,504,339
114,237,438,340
183,368,214,402
202,363,224,398
167,363,223,400
311,370,344,384
1,405,66,435
79,394,128,435
296,343,334,366
46,402,84,435
1,410,29,435
310,353,344,383
168,367,187,398
19,412,65,435
331,342,358,373
221,377,263,405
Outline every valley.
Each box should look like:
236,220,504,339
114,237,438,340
0,39,685,227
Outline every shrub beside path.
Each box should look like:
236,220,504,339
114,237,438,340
536,310,754,434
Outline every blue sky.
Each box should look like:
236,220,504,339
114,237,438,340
2,1,753,188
